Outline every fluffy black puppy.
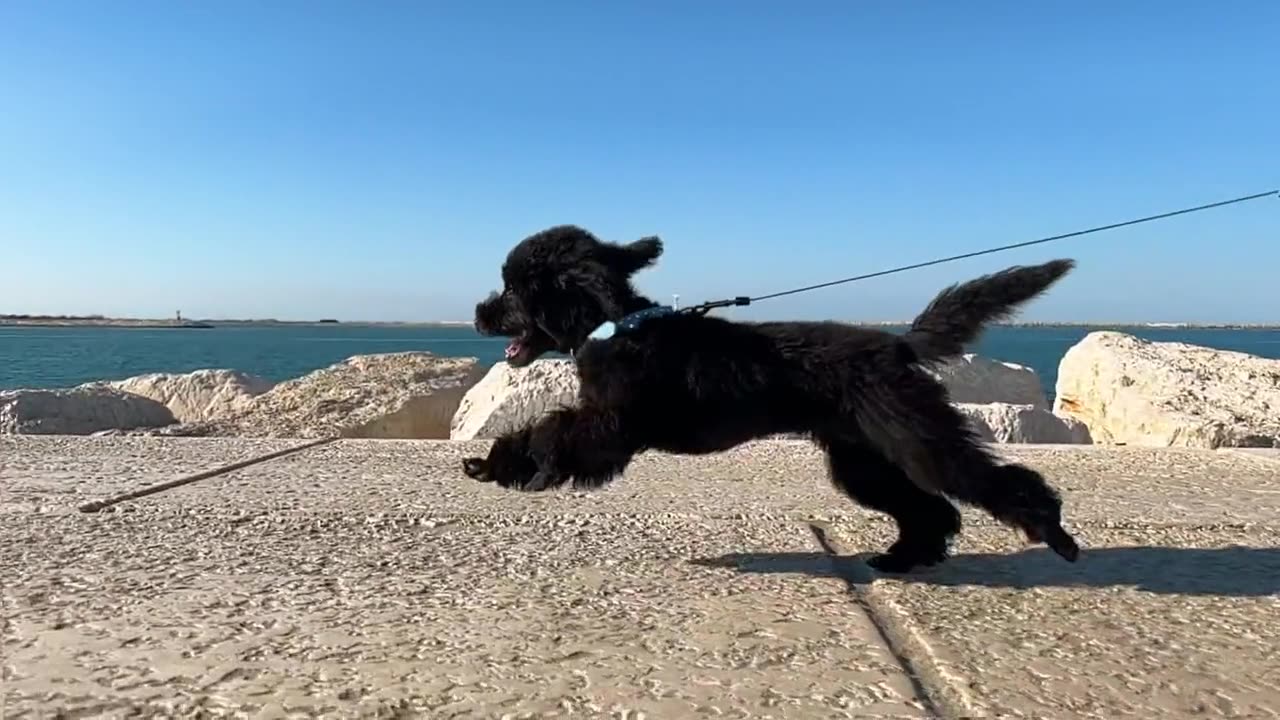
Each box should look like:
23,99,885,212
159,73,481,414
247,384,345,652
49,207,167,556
464,225,1081,573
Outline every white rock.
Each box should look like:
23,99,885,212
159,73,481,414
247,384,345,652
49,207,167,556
450,360,581,440
195,352,485,439
927,353,1049,408
954,402,1092,444
100,369,274,423
1054,331,1280,448
0,386,175,435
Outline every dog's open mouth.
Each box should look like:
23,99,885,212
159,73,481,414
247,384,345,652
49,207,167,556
501,330,555,367
504,337,527,360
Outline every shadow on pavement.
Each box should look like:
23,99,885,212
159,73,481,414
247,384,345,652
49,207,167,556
692,545,1280,597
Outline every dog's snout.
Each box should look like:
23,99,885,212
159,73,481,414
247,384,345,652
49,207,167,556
474,291,505,336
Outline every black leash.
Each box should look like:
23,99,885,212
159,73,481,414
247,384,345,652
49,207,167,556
681,189,1278,316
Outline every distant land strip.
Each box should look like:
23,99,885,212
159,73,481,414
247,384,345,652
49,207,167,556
0,314,473,329
2,314,1278,331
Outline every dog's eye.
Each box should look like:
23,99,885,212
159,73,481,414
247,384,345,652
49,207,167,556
501,287,523,309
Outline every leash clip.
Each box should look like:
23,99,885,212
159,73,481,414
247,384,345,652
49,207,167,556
681,296,752,316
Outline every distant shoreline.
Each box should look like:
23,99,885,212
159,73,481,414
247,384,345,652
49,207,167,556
0,316,474,329
2,316,1278,331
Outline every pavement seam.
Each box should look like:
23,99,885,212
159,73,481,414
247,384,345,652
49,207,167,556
806,521,979,720
76,438,336,513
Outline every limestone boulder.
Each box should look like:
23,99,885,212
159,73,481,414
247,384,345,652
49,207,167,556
0,387,175,435
1054,331,1280,448
954,402,1092,445
450,360,581,440
927,353,1049,408
190,352,485,439
101,369,274,423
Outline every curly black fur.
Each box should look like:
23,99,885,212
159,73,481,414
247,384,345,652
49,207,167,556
465,224,1081,572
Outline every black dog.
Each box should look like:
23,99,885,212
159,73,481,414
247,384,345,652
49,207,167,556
463,225,1080,573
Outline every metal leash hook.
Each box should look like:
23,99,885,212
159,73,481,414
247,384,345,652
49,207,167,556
681,296,752,316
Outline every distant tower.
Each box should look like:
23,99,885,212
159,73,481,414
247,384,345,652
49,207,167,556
176,310,182,322
672,294,680,310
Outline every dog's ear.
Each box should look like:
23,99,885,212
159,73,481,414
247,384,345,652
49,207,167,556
627,236,663,266
608,236,663,275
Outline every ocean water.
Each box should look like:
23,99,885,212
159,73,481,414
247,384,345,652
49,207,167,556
3,324,1279,401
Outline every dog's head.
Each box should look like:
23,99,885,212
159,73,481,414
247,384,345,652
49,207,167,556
474,225,663,367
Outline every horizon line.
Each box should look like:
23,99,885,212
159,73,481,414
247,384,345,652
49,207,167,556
3,314,1280,329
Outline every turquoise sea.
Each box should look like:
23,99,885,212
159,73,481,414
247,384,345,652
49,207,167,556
3,324,1280,401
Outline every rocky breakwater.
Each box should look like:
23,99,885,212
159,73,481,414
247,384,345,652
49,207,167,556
1054,331,1280,448
925,354,1091,444
1,386,175,435
5,348,1105,444
1,352,485,440
451,353,1091,445
171,353,485,439
103,369,274,423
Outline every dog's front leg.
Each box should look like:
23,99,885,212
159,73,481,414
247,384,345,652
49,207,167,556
462,425,540,489
526,406,638,491
465,406,637,491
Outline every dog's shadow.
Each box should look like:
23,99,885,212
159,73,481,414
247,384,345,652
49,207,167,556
692,545,1280,597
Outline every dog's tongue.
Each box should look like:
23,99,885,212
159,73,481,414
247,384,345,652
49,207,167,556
504,340,522,359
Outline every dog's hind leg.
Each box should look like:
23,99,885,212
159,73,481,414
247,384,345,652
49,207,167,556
819,436,962,573
854,380,1081,563
521,405,640,491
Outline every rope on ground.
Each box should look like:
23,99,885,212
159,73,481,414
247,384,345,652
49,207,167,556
77,437,336,513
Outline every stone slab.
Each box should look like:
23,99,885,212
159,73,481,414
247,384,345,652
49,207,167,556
131,438,860,520
125,439,1280,529
810,523,1280,718
0,436,309,514
3,512,927,718
5,437,1280,718
997,444,1280,527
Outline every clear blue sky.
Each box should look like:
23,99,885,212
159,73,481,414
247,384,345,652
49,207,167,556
2,1,1276,323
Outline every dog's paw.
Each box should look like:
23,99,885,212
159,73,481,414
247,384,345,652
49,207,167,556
1027,523,1081,562
867,544,949,574
462,457,490,481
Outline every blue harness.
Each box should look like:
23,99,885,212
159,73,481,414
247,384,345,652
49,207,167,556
586,305,677,342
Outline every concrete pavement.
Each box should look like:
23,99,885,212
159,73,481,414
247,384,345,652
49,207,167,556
3,436,1279,718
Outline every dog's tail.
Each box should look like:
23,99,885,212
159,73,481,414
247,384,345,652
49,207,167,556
903,259,1075,361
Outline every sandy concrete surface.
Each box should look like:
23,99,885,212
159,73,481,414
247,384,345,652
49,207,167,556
3,437,1279,718
0,436,312,514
